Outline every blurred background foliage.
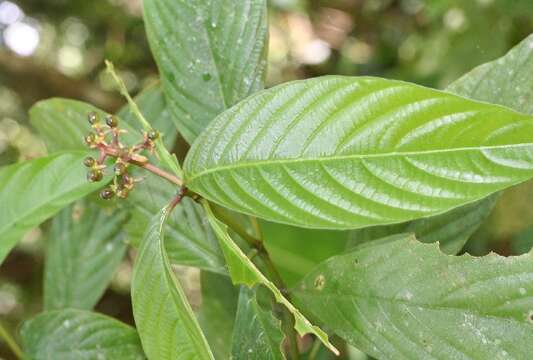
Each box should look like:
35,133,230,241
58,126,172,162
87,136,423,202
0,0,532,358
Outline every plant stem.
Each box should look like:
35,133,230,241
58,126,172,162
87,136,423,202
210,207,263,249
0,322,22,359
142,163,183,186
102,146,183,187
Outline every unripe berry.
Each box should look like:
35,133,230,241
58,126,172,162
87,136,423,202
84,133,97,146
83,156,96,168
105,115,119,128
147,130,159,141
87,169,103,182
88,111,99,125
114,162,127,175
100,188,115,200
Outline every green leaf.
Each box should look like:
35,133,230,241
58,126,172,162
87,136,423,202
294,234,533,359
44,200,129,310
117,83,178,149
131,207,214,360
30,98,138,152
262,222,348,286
0,152,106,264
203,201,340,355
231,287,286,360
143,0,268,143
126,173,225,274
346,196,497,254
447,34,533,113
197,272,239,359
185,75,533,230
20,309,145,360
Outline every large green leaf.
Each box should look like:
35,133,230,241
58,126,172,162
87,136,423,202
20,309,145,360
197,272,239,359
203,201,339,355
346,196,497,254
294,234,533,359
44,201,129,310
131,207,214,360
231,287,286,360
143,0,268,143
0,152,105,264
126,173,225,274
185,75,533,230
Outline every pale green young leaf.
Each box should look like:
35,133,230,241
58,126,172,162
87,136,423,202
294,234,533,359
203,201,339,355
0,152,106,264
21,309,145,360
197,272,239,358
231,287,286,360
44,200,129,310
131,207,214,360
143,0,268,143
126,173,225,274
185,76,533,230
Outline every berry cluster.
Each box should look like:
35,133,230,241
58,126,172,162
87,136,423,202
83,111,159,200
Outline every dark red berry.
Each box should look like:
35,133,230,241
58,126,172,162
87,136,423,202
87,169,103,182
105,115,119,128
147,130,159,141
88,112,99,125
114,162,127,175
83,156,96,167
100,188,115,200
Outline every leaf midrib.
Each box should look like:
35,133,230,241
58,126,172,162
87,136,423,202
186,142,533,182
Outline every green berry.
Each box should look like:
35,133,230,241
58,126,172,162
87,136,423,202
105,115,119,128
147,130,159,141
88,111,99,125
83,156,96,167
100,188,115,200
84,133,96,146
114,162,127,175
87,169,103,182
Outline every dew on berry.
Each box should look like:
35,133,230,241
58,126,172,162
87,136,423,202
105,115,119,128
100,188,115,200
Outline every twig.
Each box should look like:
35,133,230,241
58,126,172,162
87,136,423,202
0,322,22,359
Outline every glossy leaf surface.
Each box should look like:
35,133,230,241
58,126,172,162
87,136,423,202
126,173,225,274
203,201,339,355
21,309,145,360
231,287,286,360
295,234,533,359
144,0,268,143
186,76,533,229
131,207,214,360
0,152,105,264
44,201,129,310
